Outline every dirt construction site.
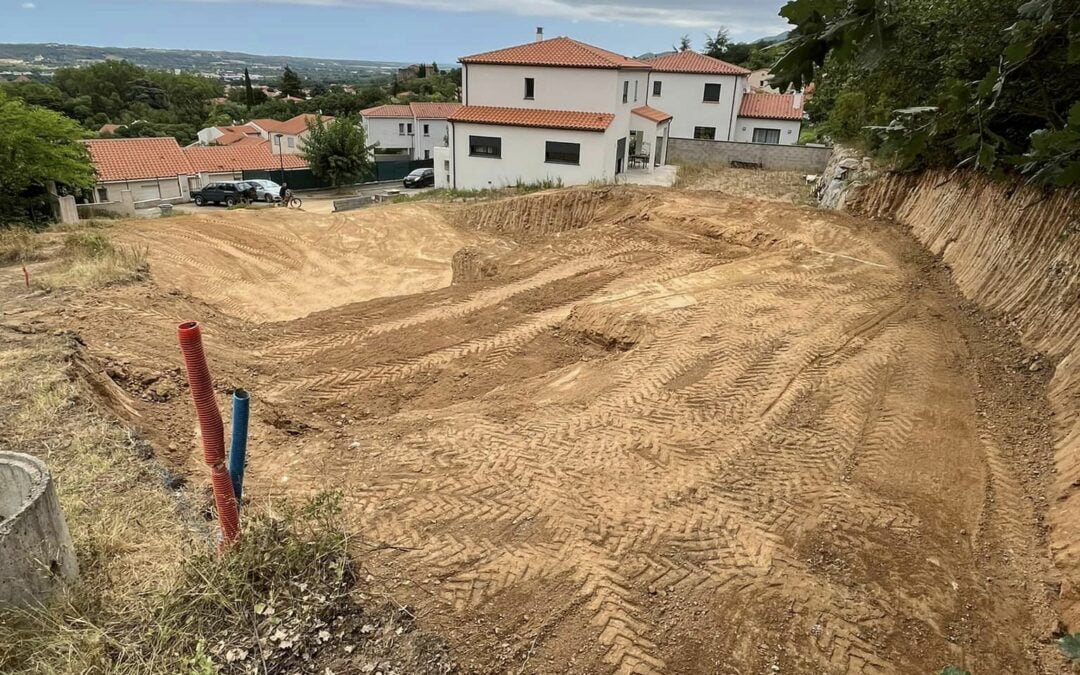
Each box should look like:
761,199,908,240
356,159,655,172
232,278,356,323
10,183,1066,673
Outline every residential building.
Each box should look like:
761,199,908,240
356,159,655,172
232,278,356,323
733,93,805,145
360,101,461,161
748,68,779,93
442,32,672,190
195,124,265,147
246,114,334,155
641,50,750,142
82,137,310,206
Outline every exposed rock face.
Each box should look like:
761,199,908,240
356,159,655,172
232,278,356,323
812,145,878,210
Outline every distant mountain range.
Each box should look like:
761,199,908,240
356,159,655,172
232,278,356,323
0,43,451,83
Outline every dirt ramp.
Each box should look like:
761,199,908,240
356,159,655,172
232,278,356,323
456,188,631,239
849,170,1080,624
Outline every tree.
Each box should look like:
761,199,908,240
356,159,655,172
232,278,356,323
772,0,1080,185
431,61,439,74
301,116,374,188
674,35,692,52
0,90,94,223
243,68,255,109
279,65,304,98
704,28,731,56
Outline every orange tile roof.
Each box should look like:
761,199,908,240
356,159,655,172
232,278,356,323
360,104,415,118
83,137,193,182
631,105,672,123
739,93,804,120
248,114,332,136
448,105,614,132
644,50,750,76
182,142,308,173
213,130,265,146
460,37,650,70
361,102,463,119
409,102,462,118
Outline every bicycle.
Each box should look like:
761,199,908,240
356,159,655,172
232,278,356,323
286,196,303,209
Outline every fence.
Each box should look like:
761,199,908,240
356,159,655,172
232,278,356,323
667,137,832,173
243,159,434,189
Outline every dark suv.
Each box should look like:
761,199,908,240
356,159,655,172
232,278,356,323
192,182,254,206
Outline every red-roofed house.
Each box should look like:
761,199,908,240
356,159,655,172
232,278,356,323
247,114,333,155
196,124,265,147
360,102,461,161
82,137,313,207
733,93,805,145
442,29,673,189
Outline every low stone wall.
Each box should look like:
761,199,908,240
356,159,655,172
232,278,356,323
667,137,832,173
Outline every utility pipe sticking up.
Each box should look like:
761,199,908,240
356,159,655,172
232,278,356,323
228,389,250,510
177,321,239,545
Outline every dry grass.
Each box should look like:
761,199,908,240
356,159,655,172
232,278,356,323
0,331,192,674
38,231,148,289
0,228,44,265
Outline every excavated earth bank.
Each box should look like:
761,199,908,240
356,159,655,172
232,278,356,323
55,186,1067,673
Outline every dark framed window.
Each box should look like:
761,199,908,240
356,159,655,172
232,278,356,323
423,123,430,136
652,80,662,96
693,126,716,140
469,135,501,158
703,83,722,103
545,141,580,165
398,122,405,135
752,128,782,144
524,77,535,99
633,80,639,101
407,122,413,135
622,80,629,103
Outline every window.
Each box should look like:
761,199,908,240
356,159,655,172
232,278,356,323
287,137,295,148
424,149,430,159
634,80,639,102
703,83,722,103
407,123,413,135
545,141,580,165
622,80,629,103
652,80,662,96
96,187,108,202
752,128,782,144
469,135,501,158
693,126,716,140
423,123,430,136
524,77,535,99
444,160,450,171
398,122,405,135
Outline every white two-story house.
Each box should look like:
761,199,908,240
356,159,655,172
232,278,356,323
360,102,461,161
642,50,750,142
439,32,673,190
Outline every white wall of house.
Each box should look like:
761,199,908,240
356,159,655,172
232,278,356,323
96,177,187,204
646,72,746,141
449,122,613,190
732,117,802,145
363,116,415,155
415,119,450,161
269,133,305,155
197,127,225,145
434,146,452,189
464,64,620,113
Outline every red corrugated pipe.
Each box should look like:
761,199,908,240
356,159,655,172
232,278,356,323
177,321,239,545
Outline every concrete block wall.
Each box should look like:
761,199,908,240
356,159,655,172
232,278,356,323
667,137,832,173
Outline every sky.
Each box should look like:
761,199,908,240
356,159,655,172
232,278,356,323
2,0,791,63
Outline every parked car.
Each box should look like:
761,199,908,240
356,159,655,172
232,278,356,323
246,179,283,202
403,168,434,188
192,182,254,207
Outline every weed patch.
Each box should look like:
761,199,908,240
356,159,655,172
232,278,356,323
0,228,43,265
39,231,148,288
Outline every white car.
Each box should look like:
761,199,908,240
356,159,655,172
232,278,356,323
246,179,283,203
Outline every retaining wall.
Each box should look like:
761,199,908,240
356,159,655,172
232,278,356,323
667,137,832,172
846,171,1080,624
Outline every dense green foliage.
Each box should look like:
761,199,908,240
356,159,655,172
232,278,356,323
301,116,375,187
702,29,786,70
0,60,461,146
0,90,94,224
772,0,1080,185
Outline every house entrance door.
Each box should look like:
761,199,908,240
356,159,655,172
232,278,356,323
615,137,626,174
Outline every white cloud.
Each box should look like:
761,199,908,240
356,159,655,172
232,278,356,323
21,2,37,8
181,0,787,34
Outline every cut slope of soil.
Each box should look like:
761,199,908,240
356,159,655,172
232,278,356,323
50,187,1062,674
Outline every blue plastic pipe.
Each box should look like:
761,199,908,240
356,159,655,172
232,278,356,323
228,389,250,509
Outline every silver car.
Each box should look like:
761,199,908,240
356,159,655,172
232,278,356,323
246,179,283,203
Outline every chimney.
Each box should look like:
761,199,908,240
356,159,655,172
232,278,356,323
536,27,544,42
793,92,804,109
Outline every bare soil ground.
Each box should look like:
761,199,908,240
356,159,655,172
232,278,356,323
675,163,814,205
17,186,1066,674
